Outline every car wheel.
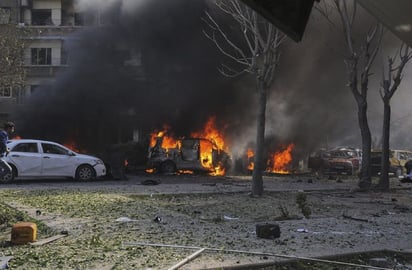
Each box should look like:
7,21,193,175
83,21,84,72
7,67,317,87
75,165,96,181
0,169,15,184
160,161,176,174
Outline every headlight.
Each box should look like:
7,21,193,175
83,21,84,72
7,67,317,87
94,159,104,165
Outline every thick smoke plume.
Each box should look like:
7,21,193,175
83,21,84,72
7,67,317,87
13,0,412,165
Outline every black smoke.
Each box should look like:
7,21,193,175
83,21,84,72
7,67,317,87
14,0,253,155
12,0,412,166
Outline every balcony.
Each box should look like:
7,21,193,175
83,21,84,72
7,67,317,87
25,65,68,77
21,25,83,39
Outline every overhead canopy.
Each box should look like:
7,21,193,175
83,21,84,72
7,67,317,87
357,0,412,46
240,0,316,42
241,0,412,46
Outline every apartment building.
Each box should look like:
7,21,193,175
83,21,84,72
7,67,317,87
0,0,80,123
0,0,143,128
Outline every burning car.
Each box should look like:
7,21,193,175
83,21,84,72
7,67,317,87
308,147,361,175
147,136,231,175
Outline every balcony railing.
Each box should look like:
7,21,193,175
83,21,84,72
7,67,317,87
25,65,68,77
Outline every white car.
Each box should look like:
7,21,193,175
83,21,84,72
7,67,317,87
0,139,106,183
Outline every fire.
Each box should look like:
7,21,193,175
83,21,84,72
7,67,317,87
247,148,254,170
245,144,295,174
148,116,229,176
63,139,81,153
149,125,178,150
191,116,228,176
11,135,22,140
191,116,227,151
266,143,295,174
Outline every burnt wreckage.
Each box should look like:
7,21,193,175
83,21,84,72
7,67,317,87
147,136,231,175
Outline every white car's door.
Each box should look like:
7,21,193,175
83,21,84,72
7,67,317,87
40,143,76,176
7,142,42,176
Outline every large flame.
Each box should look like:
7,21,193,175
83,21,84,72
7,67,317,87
246,143,295,174
247,148,254,171
266,143,295,174
149,125,178,150
190,116,227,151
191,116,228,176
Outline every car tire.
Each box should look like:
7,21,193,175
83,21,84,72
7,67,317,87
75,165,96,181
0,167,15,184
160,161,176,174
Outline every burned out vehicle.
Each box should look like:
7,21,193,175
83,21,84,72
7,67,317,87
370,149,411,177
308,147,361,175
147,137,231,175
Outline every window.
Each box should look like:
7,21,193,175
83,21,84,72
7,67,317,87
42,143,70,155
31,48,52,65
0,86,12,98
0,8,11,24
12,143,38,153
32,9,53,26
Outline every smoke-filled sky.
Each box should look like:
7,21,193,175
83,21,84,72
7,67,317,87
13,0,412,160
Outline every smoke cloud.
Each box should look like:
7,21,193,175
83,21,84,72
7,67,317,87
12,0,412,165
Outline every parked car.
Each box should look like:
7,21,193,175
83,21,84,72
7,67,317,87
392,150,412,174
370,149,411,177
0,139,106,183
308,147,361,175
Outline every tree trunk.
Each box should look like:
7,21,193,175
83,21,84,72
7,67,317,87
252,80,267,197
379,98,391,190
358,98,372,189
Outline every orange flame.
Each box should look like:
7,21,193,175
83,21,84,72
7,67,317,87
266,143,295,174
63,139,81,153
191,116,228,176
11,135,22,140
247,148,254,171
191,116,227,151
149,125,178,150
148,117,228,176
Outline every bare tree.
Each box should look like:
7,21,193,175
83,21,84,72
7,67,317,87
0,24,26,93
378,44,412,190
317,0,383,189
203,0,285,196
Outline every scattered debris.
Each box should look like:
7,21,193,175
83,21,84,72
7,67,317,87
0,256,13,270
256,223,281,239
116,217,137,222
167,248,206,270
141,179,161,185
223,215,239,220
30,234,67,246
342,213,369,222
153,216,163,223
122,241,393,270
11,222,37,245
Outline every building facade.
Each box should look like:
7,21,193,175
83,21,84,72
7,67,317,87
0,0,90,123
0,0,144,124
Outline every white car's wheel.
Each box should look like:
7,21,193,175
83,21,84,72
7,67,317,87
0,169,15,184
75,165,96,181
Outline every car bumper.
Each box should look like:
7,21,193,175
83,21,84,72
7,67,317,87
93,164,107,177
